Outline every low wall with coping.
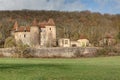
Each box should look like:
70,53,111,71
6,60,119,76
0,47,97,58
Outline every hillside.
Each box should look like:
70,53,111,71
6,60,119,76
0,10,120,47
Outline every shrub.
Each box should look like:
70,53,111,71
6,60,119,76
97,47,119,56
13,40,31,58
118,32,120,40
74,49,82,57
12,40,35,58
22,48,35,58
4,37,16,48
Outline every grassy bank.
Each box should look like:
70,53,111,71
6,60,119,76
0,57,120,80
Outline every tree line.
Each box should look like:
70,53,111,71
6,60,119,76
0,10,120,47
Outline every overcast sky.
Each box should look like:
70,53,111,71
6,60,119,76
0,0,119,14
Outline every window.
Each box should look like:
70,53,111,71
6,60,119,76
65,40,68,44
24,34,26,38
62,40,64,44
50,28,51,30
72,44,77,47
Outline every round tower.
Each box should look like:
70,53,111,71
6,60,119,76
30,26,40,46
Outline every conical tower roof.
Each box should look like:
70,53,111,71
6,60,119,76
13,21,18,30
47,18,55,26
32,18,38,26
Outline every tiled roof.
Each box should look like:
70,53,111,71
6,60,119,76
38,21,47,28
105,34,113,39
26,26,30,32
39,18,55,28
47,18,55,26
13,18,55,32
79,35,87,39
15,26,30,32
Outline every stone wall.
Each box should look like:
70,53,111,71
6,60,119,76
45,25,56,47
0,47,97,58
0,48,15,57
14,32,31,45
30,26,40,46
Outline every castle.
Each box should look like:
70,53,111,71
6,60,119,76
12,18,56,47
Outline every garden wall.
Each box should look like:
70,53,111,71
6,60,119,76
0,47,97,58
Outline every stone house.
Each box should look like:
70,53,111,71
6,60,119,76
71,39,89,47
99,35,116,46
12,18,56,47
58,38,71,47
77,38,89,47
58,37,90,47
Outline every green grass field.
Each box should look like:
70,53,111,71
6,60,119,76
0,57,120,80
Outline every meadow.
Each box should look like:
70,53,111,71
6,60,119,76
0,56,120,80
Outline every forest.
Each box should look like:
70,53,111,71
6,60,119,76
0,10,120,47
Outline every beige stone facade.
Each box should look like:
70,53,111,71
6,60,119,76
12,19,56,47
99,38,116,46
58,38,90,47
58,38,71,47
14,32,31,45
77,39,89,47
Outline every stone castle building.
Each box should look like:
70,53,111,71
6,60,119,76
12,18,56,47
